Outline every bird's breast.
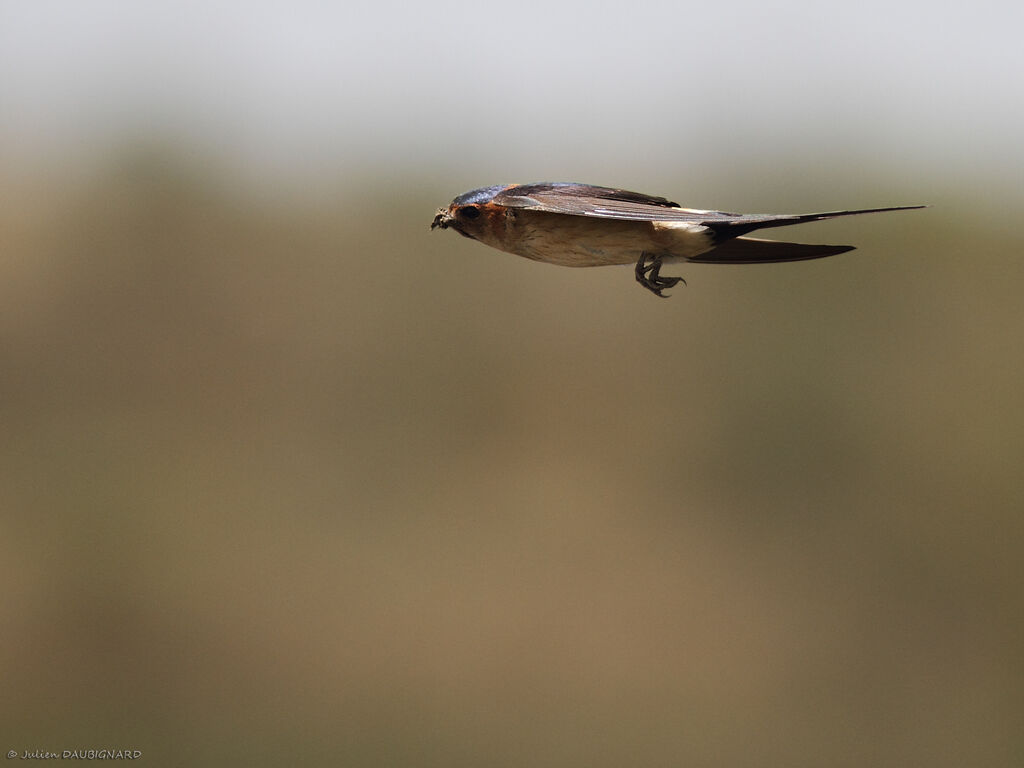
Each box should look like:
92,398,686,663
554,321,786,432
481,211,711,267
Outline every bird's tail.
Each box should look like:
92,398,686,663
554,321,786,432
688,237,855,264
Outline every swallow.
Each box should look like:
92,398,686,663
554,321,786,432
431,182,925,297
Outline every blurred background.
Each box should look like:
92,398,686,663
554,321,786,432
2,1,1022,765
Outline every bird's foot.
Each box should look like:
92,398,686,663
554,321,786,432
635,252,685,298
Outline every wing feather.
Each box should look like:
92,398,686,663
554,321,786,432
490,183,925,235
492,182,727,223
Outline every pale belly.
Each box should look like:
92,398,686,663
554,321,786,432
495,213,714,267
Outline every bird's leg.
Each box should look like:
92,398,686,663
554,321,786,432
635,252,685,298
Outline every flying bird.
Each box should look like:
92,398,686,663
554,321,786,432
431,182,925,297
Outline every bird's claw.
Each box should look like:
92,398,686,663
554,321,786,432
635,252,685,298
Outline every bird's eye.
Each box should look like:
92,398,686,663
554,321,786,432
459,206,481,220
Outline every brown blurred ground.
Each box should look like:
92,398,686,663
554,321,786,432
1,152,1022,766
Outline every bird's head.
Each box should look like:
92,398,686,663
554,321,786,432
430,184,510,241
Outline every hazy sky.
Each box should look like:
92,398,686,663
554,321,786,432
2,0,1022,192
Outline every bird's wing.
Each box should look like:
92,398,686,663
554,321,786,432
492,183,925,235
491,182,724,223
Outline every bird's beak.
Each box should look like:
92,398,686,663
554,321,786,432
431,208,454,230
